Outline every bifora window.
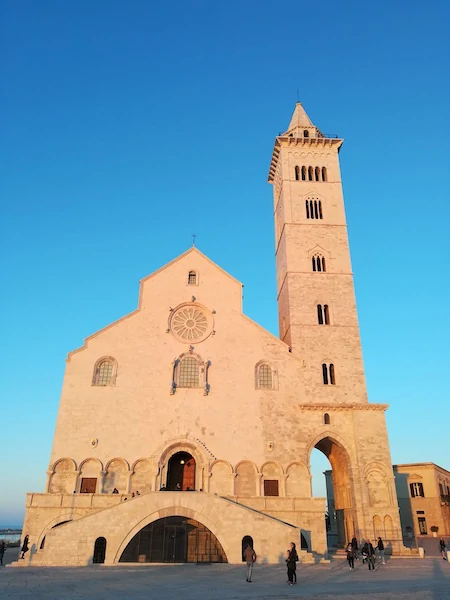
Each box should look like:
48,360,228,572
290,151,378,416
178,357,200,388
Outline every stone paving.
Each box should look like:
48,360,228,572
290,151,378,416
0,549,449,599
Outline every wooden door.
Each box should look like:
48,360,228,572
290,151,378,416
81,478,97,493
183,460,195,490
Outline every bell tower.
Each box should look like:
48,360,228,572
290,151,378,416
268,103,368,405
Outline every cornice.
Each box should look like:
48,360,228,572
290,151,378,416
296,403,388,412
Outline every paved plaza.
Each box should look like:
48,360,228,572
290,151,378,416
1,550,449,600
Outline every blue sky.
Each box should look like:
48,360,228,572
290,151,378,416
1,0,449,525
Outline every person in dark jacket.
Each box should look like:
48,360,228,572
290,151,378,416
0,539,6,566
351,536,358,559
286,542,298,584
346,541,355,570
362,541,375,570
20,535,29,559
377,537,385,564
440,538,447,560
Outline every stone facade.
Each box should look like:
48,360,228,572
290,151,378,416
19,103,406,566
394,463,450,542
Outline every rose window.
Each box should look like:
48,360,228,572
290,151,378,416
170,305,212,343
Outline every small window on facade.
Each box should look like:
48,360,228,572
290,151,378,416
317,304,324,324
322,363,335,385
324,413,330,425
295,166,300,181
324,304,330,324
308,166,314,181
263,480,279,496
315,166,320,181
418,517,427,534
256,363,275,390
92,359,114,386
178,357,200,388
410,482,425,498
188,271,197,285
301,166,306,181
322,167,327,181
304,130,309,138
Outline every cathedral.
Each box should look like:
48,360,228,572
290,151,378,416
19,103,405,566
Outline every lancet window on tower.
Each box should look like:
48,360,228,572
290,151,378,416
317,304,330,325
306,199,323,220
324,413,330,425
308,166,314,181
312,254,326,272
301,166,307,181
304,130,309,138
294,166,300,181
296,166,327,182
322,363,336,385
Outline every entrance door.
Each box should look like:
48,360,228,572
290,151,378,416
167,452,196,490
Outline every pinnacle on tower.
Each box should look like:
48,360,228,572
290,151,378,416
283,102,323,138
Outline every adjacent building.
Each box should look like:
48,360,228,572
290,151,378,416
394,463,450,542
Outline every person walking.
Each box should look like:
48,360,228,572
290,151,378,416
243,544,257,583
377,537,385,564
286,542,298,584
0,539,6,566
20,535,29,560
346,541,355,570
439,538,447,561
362,540,375,570
351,536,358,560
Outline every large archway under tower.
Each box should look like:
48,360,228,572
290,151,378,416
310,436,355,550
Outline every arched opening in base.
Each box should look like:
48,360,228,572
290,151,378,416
119,516,227,563
311,436,354,550
167,452,196,491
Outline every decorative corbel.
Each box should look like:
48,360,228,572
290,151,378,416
170,358,179,395
204,360,211,396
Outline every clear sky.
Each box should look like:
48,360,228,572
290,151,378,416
1,0,449,526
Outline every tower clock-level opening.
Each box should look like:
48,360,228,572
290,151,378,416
311,437,355,550
166,452,196,490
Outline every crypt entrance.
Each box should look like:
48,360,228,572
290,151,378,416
119,516,227,563
166,451,196,490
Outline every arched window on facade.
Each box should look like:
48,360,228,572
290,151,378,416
178,356,201,388
92,358,116,386
308,166,314,181
322,167,327,181
324,413,330,425
255,362,277,390
322,363,335,385
294,166,300,181
188,270,197,285
301,166,307,181
304,130,309,138
317,304,330,325
312,254,326,272
315,166,320,181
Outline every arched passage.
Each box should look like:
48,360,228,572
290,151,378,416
310,435,354,549
167,452,196,490
242,535,253,561
119,516,227,563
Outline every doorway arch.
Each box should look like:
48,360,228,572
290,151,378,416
119,516,227,563
167,452,196,490
93,537,107,564
309,434,354,548
241,535,253,561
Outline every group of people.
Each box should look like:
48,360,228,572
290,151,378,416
242,542,299,584
346,537,385,570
